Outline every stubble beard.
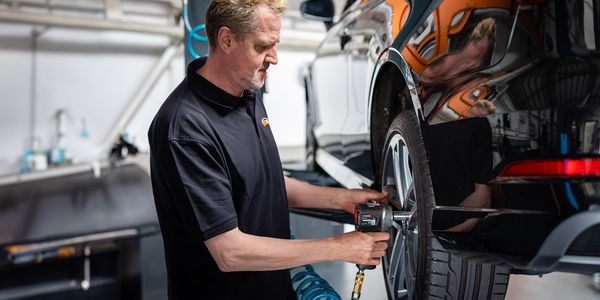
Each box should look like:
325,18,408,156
247,69,266,90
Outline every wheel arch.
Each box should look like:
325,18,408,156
369,48,422,182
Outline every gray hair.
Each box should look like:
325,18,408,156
205,0,287,51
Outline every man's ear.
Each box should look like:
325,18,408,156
217,27,235,54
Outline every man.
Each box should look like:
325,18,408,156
148,0,389,299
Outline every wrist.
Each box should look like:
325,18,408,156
323,235,344,261
331,188,347,210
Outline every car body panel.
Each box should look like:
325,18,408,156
306,0,600,273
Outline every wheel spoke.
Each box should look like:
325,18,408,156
394,236,408,298
383,137,401,207
405,181,416,211
392,141,405,208
389,232,403,280
401,149,413,204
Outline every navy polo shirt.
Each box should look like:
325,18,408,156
148,57,294,299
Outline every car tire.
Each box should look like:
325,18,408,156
380,111,510,300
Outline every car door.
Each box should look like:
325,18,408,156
341,0,392,179
310,20,351,161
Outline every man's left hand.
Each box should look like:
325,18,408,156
334,188,388,214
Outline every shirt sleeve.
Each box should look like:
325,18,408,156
169,138,238,241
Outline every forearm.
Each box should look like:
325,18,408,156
285,176,344,210
206,228,337,272
459,183,491,208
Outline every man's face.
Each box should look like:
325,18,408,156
230,6,281,91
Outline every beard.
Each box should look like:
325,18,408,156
245,68,266,91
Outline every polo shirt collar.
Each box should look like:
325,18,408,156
187,57,256,109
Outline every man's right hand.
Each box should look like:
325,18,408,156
330,231,391,266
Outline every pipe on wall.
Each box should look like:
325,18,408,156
98,40,182,150
0,10,183,38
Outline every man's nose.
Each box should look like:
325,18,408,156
265,46,278,65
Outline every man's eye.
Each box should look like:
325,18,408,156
255,46,266,52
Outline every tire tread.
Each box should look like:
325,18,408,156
423,239,510,300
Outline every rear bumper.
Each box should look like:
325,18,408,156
525,210,600,274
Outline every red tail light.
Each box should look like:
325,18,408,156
498,158,600,178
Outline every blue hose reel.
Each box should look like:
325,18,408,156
182,3,207,59
289,233,341,300
291,265,341,300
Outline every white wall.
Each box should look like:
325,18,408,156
0,18,317,175
0,22,184,175
263,49,313,148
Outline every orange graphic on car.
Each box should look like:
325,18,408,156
389,0,511,76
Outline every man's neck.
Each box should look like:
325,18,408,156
196,55,244,97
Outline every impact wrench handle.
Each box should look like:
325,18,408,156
352,201,410,300
351,264,376,300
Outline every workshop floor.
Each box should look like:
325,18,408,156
282,146,600,300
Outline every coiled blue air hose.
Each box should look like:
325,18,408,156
289,234,341,300
182,2,208,59
291,264,342,300
186,24,206,59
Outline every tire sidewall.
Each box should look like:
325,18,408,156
381,111,436,300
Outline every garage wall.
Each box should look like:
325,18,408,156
0,22,184,175
0,20,316,176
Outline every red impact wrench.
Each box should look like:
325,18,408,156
351,201,410,300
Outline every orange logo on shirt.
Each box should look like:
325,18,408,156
261,117,269,127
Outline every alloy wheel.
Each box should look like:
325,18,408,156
381,133,418,299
